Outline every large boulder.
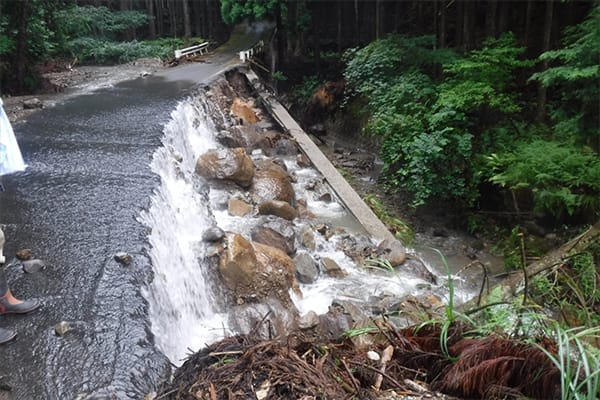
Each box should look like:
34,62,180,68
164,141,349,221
375,238,407,267
294,251,319,284
250,159,295,205
195,147,255,188
257,200,298,221
229,298,298,340
251,217,296,255
230,97,259,124
218,233,301,307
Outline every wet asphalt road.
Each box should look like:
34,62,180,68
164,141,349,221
0,27,262,399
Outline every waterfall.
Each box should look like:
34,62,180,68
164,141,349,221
140,94,228,365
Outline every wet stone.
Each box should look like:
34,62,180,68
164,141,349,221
114,252,132,265
321,257,347,278
294,251,319,284
202,227,225,242
228,198,253,217
54,321,74,336
257,200,298,221
21,259,46,273
298,311,319,330
15,249,33,261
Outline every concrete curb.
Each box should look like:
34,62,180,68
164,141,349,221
243,69,396,243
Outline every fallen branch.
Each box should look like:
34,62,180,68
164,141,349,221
374,345,394,391
461,222,600,312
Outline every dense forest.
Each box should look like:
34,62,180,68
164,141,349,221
1,1,598,227
2,1,600,397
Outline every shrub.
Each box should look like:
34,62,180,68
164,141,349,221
485,140,600,219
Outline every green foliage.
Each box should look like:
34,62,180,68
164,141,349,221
439,33,533,114
53,5,150,63
530,6,600,143
485,140,600,218
220,0,281,25
289,75,322,109
363,193,414,244
54,6,147,41
534,324,600,400
343,34,531,208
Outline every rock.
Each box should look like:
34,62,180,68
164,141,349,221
369,294,403,315
273,138,298,156
202,227,225,242
401,257,438,284
218,233,301,308
318,307,352,341
114,252,132,265
229,298,298,340
332,299,368,323
230,97,259,124
296,153,311,168
54,321,74,336
215,129,246,148
195,147,255,188
299,225,316,251
250,159,295,205
318,193,332,203
367,351,380,361
258,200,298,221
376,238,407,267
15,249,33,261
296,198,314,219
228,198,253,217
321,257,346,278
294,251,319,284
21,259,46,273
251,217,296,255
298,311,319,330
22,98,43,109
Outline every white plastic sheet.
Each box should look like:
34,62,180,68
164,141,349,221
0,98,27,176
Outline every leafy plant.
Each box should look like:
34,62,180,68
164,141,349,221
363,193,414,244
534,324,600,400
485,140,600,219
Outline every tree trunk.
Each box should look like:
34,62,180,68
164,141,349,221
524,0,534,52
156,0,164,37
182,0,191,38
15,0,30,94
497,0,508,34
462,0,474,51
375,0,381,40
439,0,446,48
354,0,360,45
456,0,464,51
485,0,497,39
146,0,156,39
536,0,554,122
336,0,342,52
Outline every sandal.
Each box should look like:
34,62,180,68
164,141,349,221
0,327,16,344
0,297,41,315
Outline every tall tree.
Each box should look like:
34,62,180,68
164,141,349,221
536,0,554,122
182,0,191,38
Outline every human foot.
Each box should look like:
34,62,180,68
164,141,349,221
0,291,40,315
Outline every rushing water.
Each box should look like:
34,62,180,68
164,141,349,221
139,96,230,364
139,87,483,367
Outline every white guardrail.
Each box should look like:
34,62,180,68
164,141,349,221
174,42,209,59
239,40,265,62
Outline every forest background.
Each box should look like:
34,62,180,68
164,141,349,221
1,0,599,330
